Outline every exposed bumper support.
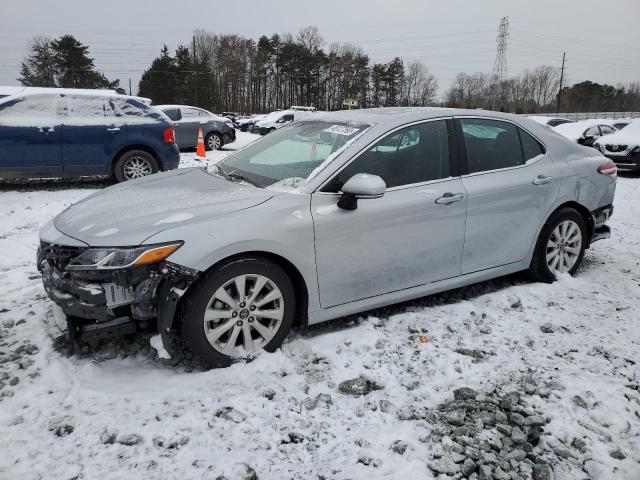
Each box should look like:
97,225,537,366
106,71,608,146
591,225,611,244
156,280,185,355
589,204,613,246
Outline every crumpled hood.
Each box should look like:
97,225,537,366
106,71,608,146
54,168,274,246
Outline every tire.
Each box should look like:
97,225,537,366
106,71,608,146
114,150,158,182
529,208,587,283
181,256,296,368
205,132,223,151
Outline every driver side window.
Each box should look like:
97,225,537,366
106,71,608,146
322,120,450,192
585,126,600,137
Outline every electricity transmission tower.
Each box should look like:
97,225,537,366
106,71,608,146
491,16,509,110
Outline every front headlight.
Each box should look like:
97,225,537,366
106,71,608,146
66,242,182,271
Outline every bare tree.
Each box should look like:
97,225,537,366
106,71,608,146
402,61,438,106
297,26,324,53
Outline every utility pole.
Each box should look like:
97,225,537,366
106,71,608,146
556,52,566,114
193,35,198,106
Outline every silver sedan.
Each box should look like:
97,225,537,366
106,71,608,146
38,108,616,367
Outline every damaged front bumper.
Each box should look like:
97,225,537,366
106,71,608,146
37,241,200,347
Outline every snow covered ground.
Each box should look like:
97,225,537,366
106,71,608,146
0,133,638,479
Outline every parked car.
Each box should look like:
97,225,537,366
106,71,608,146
0,90,179,182
38,108,616,367
221,112,238,123
594,119,640,171
553,120,617,147
156,105,236,151
527,115,573,127
255,109,315,135
235,114,266,132
290,105,317,112
612,121,631,130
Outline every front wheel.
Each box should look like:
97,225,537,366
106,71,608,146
529,208,587,282
181,256,295,368
114,150,158,182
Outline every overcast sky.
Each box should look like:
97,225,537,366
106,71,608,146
2,0,638,98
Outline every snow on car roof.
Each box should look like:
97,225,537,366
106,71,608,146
552,120,604,141
527,115,570,125
0,88,152,108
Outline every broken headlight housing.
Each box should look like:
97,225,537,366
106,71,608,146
66,242,183,271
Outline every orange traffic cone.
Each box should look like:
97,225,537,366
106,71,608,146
196,127,206,158
309,143,317,161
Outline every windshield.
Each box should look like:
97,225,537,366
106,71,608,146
218,120,368,189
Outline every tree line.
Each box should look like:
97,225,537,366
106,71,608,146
139,26,438,114
17,30,640,115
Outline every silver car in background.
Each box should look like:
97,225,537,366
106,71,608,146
38,108,616,367
156,104,236,151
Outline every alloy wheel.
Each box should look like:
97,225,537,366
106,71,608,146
546,219,582,274
207,134,221,150
123,156,153,179
203,274,284,357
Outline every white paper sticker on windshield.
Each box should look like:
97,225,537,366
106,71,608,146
323,125,360,136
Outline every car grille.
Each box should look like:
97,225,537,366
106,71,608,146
39,241,87,271
604,144,628,153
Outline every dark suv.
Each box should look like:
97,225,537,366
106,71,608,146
0,91,180,182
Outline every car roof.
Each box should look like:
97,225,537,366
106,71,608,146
311,107,534,129
156,104,207,110
0,87,151,105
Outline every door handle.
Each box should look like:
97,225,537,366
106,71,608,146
435,193,465,205
532,175,552,185
107,127,121,133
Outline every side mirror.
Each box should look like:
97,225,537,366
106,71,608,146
337,173,386,210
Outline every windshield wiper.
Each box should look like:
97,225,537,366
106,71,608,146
213,164,233,181
227,171,262,188
215,164,262,188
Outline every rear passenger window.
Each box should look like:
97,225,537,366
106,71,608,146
323,120,450,191
519,128,545,161
67,96,108,120
162,108,180,121
111,98,160,122
181,108,201,119
461,119,524,173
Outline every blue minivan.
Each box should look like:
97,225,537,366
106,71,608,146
0,90,180,182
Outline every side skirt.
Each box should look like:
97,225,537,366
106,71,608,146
307,260,529,325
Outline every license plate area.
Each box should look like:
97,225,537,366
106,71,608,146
103,283,135,307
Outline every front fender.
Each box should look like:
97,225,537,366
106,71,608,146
144,193,320,313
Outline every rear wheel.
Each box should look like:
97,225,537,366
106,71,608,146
529,208,587,282
114,150,158,182
205,132,222,151
181,256,295,368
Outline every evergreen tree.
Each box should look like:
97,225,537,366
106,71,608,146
138,45,178,104
18,36,56,87
18,34,123,92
